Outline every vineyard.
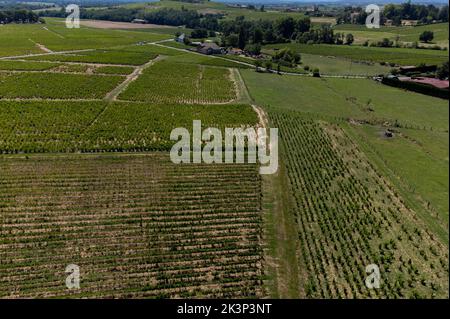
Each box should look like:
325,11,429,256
271,110,449,298
0,154,264,298
23,49,159,66
0,72,124,99
119,60,237,104
0,101,257,153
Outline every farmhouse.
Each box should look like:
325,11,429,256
197,42,223,55
401,19,419,26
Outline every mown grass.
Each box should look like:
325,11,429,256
335,23,449,47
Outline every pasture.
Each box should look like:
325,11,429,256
0,72,123,99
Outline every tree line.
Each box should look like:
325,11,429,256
0,9,40,24
337,2,449,26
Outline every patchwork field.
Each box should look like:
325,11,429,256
0,72,124,99
0,153,264,298
1,5,448,300
242,70,449,298
270,112,448,298
300,53,391,76
119,59,237,104
335,23,449,48
0,19,170,58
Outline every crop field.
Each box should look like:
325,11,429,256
300,54,391,76
0,61,61,71
0,19,170,58
0,101,257,153
23,49,158,66
119,60,237,104
1,1,448,300
264,43,448,66
270,111,448,298
0,72,124,99
93,66,136,75
0,154,264,298
168,52,251,69
242,70,449,130
242,70,449,298
347,125,449,234
133,0,305,21
335,23,449,48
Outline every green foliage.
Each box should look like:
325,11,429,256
0,72,123,99
0,100,257,153
119,60,236,103
419,31,434,43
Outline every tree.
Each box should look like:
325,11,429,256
419,31,434,43
436,61,449,80
254,60,263,72
224,34,239,47
191,28,208,39
238,27,247,49
296,17,311,33
345,33,354,45
276,17,296,39
264,61,273,71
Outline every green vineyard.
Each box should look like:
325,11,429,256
119,60,237,104
0,154,264,298
0,72,124,99
0,101,258,153
271,111,449,298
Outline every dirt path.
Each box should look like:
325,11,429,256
251,104,268,129
104,56,164,102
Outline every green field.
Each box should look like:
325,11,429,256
241,67,449,298
0,153,264,298
0,19,170,58
300,53,391,76
132,0,305,21
0,60,60,71
0,5,448,299
335,23,449,48
0,72,123,99
264,42,448,66
119,59,237,103
241,70,448,130
0,100,257,153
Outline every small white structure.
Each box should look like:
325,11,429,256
176,33,186,43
